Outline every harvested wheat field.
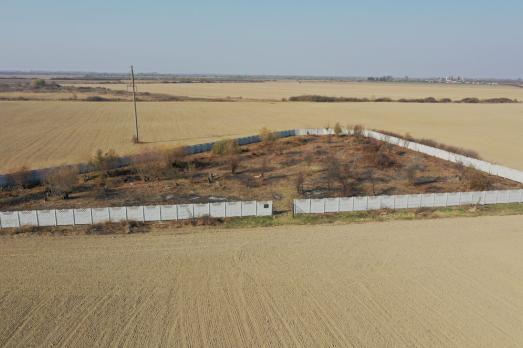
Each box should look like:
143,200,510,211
67,81,523,101
1,101,523,172
1,215,523,347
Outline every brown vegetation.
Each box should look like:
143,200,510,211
289,95,519,104
2,135,519,212
44,166,79,199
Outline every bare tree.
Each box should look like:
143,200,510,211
295,172,305,195
334,122,343,137
325,155,341,191
406,163,419,184
44,166,79,199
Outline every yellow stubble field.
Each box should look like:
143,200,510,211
1,100,523,172
66,80,523,101
1,216,523,347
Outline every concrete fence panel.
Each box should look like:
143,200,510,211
74,208,92,225
407,142,419,152
310,199,325,214
256,201,272,216
294,199,311,214
484,191,499,204
489,165,503,177
37,210,57,227
353,197,368,211
446,192,461,206
407,195,422,209
433,193,448,207
193,203,210,218
394,195,409,210
225,202,242,218
177,204,194,220
126,206,145,222
160,205,178,221
144,205,161,222
0,211,20,228
471,191,486,205
497,190,511,204
459,192,474,206
92,208,110,224
380,196,395,209
209,202,226,218
19,210,38,227
421,194,435,208
475,160,492,173
109,207,127,222
339,197,354,212
56,209,74,226
324,198,340,213
241,201,257,217
508,189,523,203
367,196,381,210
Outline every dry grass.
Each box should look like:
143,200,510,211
1,215,523,347
4,136,519,212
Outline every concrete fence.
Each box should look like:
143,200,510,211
0,130,297,187
2,127,522,186
0,201,273,229
294,128,523,184
294,190,523,215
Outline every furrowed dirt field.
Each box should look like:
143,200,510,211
1,101,523,172
67,81,523,101
1,215,523,347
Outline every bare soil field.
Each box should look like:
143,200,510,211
1,101,523,173
3,135,518,211
1,215,523,347
66,81,523,101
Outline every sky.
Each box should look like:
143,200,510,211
1,0,522,78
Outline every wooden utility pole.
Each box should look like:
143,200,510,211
130,65,139,143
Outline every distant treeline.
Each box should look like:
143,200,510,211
288,95,519,104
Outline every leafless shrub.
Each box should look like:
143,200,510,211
259,127,279,145
334,122,343,137
406,163,419,184
132,151,165,182
44,166,79,199
374,146,396,169
352,124,364,137
365,168,377,195
90,149,120,173
463,168,491,190
325,155,342,190
295,172,305,194
212,139,240,156
260,156,271,179
164,146,188,177
230,155,241,174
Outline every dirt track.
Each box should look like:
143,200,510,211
2,215,523,347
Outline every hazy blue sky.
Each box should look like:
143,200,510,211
1,0,522,78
